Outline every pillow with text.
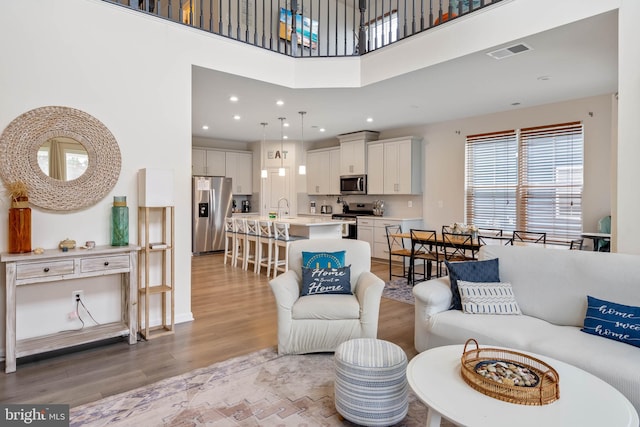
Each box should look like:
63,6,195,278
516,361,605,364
301,265,352,296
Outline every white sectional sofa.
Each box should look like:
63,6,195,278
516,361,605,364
413,244,640,415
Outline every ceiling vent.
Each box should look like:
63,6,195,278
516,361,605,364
487,43,533,60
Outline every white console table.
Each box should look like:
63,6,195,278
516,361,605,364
1,245,139,373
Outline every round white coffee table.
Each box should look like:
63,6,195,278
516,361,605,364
407,344,639,427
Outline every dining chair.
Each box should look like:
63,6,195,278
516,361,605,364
272,221,306,278
244,219,260,272
385,224,413,281
232,217,248,268
410,229,442,284
442,231,478,263
223,217,236,265
570,238,584,250
596,215,611,252
477,228,503,237
256,220,274,276
512,230,547,244
478,234,513,246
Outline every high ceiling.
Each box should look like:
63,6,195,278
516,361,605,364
192,10,617,144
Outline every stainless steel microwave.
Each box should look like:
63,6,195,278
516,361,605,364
340,175,367,195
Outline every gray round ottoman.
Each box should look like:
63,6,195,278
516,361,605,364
334,338,408,426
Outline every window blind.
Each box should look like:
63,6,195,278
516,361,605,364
518,122,583,242
465,130,517,231
466,122,583,243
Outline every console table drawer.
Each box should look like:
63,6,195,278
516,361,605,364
81,255,130,273
17,260,75,280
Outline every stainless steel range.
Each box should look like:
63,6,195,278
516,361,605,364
332,202,379,239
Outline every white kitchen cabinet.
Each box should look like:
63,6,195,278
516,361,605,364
191,148,225,176
372,217,423,260
340,140,366,175
192,148,253,195
329,148,341,195
367,136,422,195
367,143,384,195
206,150,226,176
225,151,252,195
307,147,340,195
192,148,206,175
357,217,374,253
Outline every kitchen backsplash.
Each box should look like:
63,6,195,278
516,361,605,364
297,193,422,218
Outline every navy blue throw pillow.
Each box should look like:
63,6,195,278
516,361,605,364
301,266,352,296
445,258,500,310
581,295,640,348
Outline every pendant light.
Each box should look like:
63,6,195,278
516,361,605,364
298,111,307,175
278,117,286,177
260,122,268,179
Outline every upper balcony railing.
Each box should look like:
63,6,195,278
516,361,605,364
106,0,502,57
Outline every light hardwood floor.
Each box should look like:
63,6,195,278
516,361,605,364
0,253,415,407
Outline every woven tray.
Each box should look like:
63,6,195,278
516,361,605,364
460,339,560,405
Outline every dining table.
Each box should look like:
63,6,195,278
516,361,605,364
581,231,611,251
391,231,570,250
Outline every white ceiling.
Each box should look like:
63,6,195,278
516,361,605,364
191,10,617,144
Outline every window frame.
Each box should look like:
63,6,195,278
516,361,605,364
465,121,584,243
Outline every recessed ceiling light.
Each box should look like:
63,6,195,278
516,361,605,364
319,128,326,132
283,135,289,139
233,115,241,120
276,100,284,106
202,125,209,130
537,75,551,81
366,117,374,123
229,96,239,102
284,123,290,127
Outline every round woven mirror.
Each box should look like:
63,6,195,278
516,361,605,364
0,106,121,211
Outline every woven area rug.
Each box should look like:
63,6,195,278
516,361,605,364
70,347,456,427
382,278,414,304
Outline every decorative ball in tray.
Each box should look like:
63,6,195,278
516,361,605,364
460,339,560,405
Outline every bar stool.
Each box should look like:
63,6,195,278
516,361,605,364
233,217,248,268
257,220,274,276
244,218,260,272
272,221,305,278
223,217,236,265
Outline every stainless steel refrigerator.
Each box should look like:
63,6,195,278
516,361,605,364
192,176,233,254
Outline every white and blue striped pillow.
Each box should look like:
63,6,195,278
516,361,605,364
457,280,521,315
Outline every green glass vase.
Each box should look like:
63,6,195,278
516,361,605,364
111,196,129,246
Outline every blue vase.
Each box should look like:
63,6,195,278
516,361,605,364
111,196,129,246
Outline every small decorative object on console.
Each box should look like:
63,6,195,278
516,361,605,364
460,339,559,406
58,238,76,250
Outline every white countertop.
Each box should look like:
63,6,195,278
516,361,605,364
233,215,349,226
274,216,347,226
356,216,422,221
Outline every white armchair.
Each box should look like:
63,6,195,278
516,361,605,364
269,239,385,355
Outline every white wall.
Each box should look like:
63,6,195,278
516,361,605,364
408,95,613,234
615,0,640,253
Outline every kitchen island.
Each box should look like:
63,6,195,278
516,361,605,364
233,216,349,239
273,216,347,239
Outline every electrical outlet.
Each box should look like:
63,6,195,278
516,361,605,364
408,200,413,208
72,290,83,308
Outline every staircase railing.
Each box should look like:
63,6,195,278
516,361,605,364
106,0,501,57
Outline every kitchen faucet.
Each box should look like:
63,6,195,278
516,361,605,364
277,197,290,219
